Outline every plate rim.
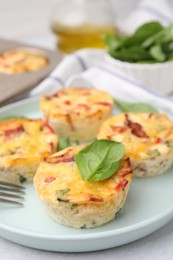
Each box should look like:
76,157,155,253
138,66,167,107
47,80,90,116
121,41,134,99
0,202,173,240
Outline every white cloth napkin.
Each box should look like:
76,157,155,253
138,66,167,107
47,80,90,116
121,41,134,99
29,48,173,118
116,0,173,34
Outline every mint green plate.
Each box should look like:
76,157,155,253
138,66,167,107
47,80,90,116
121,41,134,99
0,96,173,252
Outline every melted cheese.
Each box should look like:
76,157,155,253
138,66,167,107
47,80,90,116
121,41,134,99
0,119,58,167
98,113,173,160
40,87,114,119
34,146,132,205
0,50,48,74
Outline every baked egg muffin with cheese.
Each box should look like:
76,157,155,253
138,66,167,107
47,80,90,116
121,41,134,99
40,87,114,142
0,49,48,74
0,118,58,184
97,113,173,178
34,145,132,229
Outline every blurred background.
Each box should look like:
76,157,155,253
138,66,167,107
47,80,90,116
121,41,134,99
0,0,139,49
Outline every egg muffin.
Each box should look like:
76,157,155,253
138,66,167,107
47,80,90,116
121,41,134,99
98,113,173,178
0,118,58,184
0,49,48,74
40,87,114,142
34,145,132,229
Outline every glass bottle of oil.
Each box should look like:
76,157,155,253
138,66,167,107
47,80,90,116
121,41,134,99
51,0,116,54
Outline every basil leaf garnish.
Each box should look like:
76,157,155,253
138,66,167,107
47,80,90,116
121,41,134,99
58,137,71,151
0,115,26,120
114,98,158,113
74,140,125,182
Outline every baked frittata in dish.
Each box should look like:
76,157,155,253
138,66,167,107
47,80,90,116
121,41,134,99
40,87,114,142
0,49,48,74
0,118,58,184
97,113,173,177
34,145,132,228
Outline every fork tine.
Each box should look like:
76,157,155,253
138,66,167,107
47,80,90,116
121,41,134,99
0,186,25,194
0,191,24,199
0,181,25,206
0,181,25,190
0,198,23,206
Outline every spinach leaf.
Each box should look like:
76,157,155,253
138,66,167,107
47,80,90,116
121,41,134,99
103,34,125,52
114,98,158,113
104,21,173,63
74,140,125,182
149,45,166,62
167,53,173,61
0,115,26,120
111,45,152,62
142,26,172,48
58,137,71,151
123,21,163,47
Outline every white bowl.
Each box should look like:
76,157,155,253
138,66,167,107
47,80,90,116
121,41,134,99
105,54,173,95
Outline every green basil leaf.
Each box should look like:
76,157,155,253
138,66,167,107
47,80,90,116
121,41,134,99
58,137,71,151
168,42,173,52
104,21,173,63
103,34,124,51
74,140,125,182
149,45,166,62
110,45,152,62
0,115,26,120
114,98,158,113
167,53,173,61
123,21,164,47
142,26,172,48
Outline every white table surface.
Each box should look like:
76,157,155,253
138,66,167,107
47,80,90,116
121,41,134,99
1,1,173,259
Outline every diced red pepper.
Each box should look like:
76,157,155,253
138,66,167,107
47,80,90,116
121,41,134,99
88,195,103,202
115,179,128,192
118,158,132,177
57,157,74,163
95,102,112,107
45,124,55,134
76,104,90,110
45,92,59,101
111,125,127,133
4,125,25,136
46,156,74,164
49,142,55,153
64,100,71,105
44,176,56,183
43,119,55,134
66,114,75,130
155,137,162,144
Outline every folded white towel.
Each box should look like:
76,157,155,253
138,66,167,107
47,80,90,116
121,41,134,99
116,0,173,34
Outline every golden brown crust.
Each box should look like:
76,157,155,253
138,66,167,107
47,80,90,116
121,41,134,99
0,49,48,74
34,145,133,228
0,118,58,184
40,87,114,141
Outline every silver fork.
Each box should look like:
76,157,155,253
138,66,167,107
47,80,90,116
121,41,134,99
0,181,25,206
